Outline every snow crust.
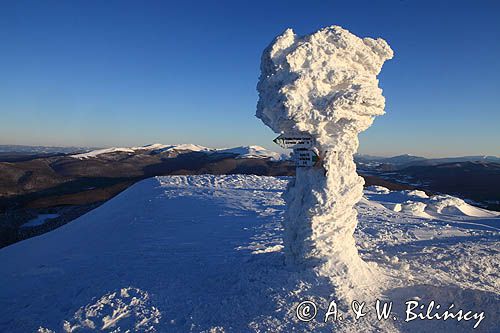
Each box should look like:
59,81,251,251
38,287,161,332
256,26,393,301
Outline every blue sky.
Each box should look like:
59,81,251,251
1,0,499,157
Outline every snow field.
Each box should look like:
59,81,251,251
1,175,498,332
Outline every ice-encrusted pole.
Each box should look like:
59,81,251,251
256,26,393,300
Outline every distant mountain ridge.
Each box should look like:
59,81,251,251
0,144,95,154
355,153,500,169
70,144,286,161
2,145,496,166
356,154,500,211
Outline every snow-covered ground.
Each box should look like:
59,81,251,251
1,175,498,332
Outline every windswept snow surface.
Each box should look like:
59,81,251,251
1,175,498,332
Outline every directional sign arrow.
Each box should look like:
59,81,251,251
273,134,314,149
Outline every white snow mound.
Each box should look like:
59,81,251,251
363,188,499,219
405,189,429,199
366,185,391,194
428,195,499,218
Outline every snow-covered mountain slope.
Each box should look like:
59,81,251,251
142,143,212,154
217,145,285,161
70,144,284,160
70,143,213,159
70,147,136,159
1,175,498,332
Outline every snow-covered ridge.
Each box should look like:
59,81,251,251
70,143,211,159
70,143,284,160
70,147,136,158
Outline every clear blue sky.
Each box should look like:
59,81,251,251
1,0,499,157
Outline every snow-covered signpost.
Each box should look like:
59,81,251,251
256,26,393,301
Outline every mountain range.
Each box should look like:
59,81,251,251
355,153,500,169
0,144,498,248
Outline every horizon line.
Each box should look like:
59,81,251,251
0,142,498,160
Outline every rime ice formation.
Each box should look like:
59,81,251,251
256,26,393,300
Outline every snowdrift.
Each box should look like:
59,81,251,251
365,186,499,219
